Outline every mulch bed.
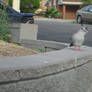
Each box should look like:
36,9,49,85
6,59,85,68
0,40,39,57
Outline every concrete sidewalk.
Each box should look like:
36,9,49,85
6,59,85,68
34,18,75,23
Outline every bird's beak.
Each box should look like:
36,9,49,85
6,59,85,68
85,27,88,33
86,30,88,33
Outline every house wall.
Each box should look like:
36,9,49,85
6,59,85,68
12,0,20,12
59,5,80,19
58,0,81,19
3,0,20,12
66,5,80,19
47,0,81,19
58,5,63,18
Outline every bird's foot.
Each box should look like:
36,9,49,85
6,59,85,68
73,48,76,51
78,47,81,51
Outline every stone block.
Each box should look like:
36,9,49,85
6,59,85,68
10,23,38,43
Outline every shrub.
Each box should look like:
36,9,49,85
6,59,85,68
45,8,61,18
36,11,45,16
20,0,40,13
8,0,13,7
81,0,92,5
0,9,11,42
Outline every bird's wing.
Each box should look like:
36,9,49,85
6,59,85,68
72,32,84,46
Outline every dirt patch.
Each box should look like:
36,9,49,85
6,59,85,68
0,40,39,57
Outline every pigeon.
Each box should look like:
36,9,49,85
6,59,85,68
70,26,88,51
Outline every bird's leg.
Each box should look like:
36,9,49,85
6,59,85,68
78,46,81,51
73,47,76,51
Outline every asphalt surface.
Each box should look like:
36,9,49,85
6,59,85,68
35,20,92,47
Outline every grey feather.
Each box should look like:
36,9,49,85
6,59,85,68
70,26,88,47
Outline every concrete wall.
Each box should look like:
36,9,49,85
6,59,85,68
0,46,92,92
9,24,38,43
20,39,68,52
10,23,67,52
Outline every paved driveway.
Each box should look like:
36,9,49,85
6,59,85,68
35,20,92,47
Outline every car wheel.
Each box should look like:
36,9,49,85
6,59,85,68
77,16,82,24
23,18,34,24
26,20,34,24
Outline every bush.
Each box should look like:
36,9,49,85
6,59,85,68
45,8,61,18
8,0,13,7
36,11,45,16
0,9,11,42
81,0,92,5
20,0,40,13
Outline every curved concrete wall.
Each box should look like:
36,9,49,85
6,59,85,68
0,46,92,92
20,39,68,52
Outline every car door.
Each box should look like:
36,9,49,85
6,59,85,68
6,7,15,22
81,6,90,21
87,6,92,22
6,7,21,23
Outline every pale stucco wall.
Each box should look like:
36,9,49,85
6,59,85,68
12,0,20,12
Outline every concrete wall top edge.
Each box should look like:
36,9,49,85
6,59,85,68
0,46,92,83
20,39,69,46
0,46,92,70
